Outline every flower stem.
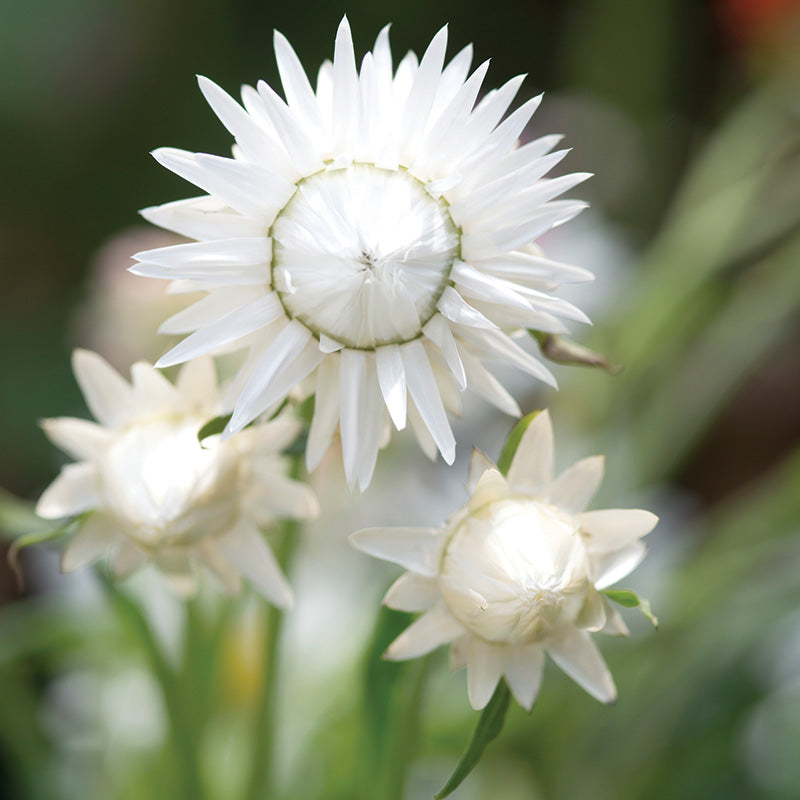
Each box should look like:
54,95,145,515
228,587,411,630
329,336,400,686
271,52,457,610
97,572,207,800
244,451,305,800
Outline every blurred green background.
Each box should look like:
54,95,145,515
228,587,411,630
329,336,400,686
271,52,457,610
2,0,800,798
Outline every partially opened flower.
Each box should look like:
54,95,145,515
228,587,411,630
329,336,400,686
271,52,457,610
36,350,317,605
350,411,657,710
132,17,594,490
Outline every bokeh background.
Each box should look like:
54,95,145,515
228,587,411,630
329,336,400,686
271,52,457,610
2,1,800,798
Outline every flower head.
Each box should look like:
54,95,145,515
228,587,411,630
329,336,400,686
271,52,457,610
36,350,317,605
133,18,593,489
350,411,658,710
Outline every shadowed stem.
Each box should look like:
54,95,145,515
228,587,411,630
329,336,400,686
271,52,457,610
97,571,207,800
244,450,305,800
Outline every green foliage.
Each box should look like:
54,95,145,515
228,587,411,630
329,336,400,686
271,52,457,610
603,589,659,629
435,682,512,799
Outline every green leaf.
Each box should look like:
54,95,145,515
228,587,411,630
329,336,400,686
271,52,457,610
7,514,88,587
435,681,512,799
497,411,543,476
197,414,232,443
604,588,659,629
529,330,621,374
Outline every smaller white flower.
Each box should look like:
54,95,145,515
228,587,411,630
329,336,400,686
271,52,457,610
350,410,657,710
36,350,318,606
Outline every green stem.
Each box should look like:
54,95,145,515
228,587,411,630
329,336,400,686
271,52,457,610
244,452,305,800
97,571,207,800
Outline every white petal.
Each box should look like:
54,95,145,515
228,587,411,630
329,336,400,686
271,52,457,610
576,588,607,632
601,598,630,637
156,294,284,368
401,340,456,464
458,347,521,417
357,356,384,491
383,572,440,613
437,286,498,329
175,355,219,406
466,638,508,710
546,629,616,704
592,542,648,590
306,353,340,471
348,526,446,577
423,315,466,390
504,644,545,711
71,349,135,427
40,417,111,461
130,362,182,414
160,288,265,335
450,634,470,671
197,75,296,177
60,514,115,572
216,520,293,608
339,349,366,489
273,30,326,133
110,541,148,579
196,541,243,594
578,509,659,553
549,455,605,514
506,409,554,494
469,468,511,510
452,259,533,311
332,17,359,148
36,462,102,519
384,604,465,661
140,196,268,241
226,320,316,434
248,474,319,523
407,399,438,461
467,448,496,491
376,344,407,431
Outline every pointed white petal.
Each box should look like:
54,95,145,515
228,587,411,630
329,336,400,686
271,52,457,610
467,448,496,491
357,357,384,491
466,638,509,710
576,588,607,632
376,344,407,430
437,286,498,329
506,409,554,495
157,294,284,368
504,644,545,711
423,315,466,389
592,542,648,590
37,462,102,519
174,355,219,407
110,541,148,580
130,362,182,414
140,196,268,241
216,520,293,608
196,541,243,594
160,288,265,335
601,598,630,637
407,399,438,461
458,347,521,417
248,474,319,523
578,509,659,553
273,30,325,131
401,340,455,464
383,572,440,613
451,259,533,311
339,349,366,489
226,320,316,434
197,75,296,176
549,455,605,514
450,634,470,671
332,17,359,148
306,354,340,471
40,417,112,461
384,604,465,661
72,349,135,427
349,526,446,576
546,629,616,704
60,515,115,572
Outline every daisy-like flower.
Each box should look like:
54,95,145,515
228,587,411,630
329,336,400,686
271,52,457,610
133,18,593,490
350,411,658,710
36,350,318,606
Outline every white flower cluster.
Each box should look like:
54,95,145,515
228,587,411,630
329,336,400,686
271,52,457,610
351,411,657,709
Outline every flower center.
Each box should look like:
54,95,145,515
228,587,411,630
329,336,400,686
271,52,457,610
271,164,460,349
440,499,591,645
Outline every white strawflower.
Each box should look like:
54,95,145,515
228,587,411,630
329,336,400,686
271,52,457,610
133,17,593,490
350,411,658,710
36,350,318,606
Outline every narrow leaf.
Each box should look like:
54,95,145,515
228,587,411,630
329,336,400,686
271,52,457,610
435,681,511,799
604,588,659,629
497,411,543,476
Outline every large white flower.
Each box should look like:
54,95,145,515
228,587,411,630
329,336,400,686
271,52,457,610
350,411,658,710
36,350,318,606
133,18,593,489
